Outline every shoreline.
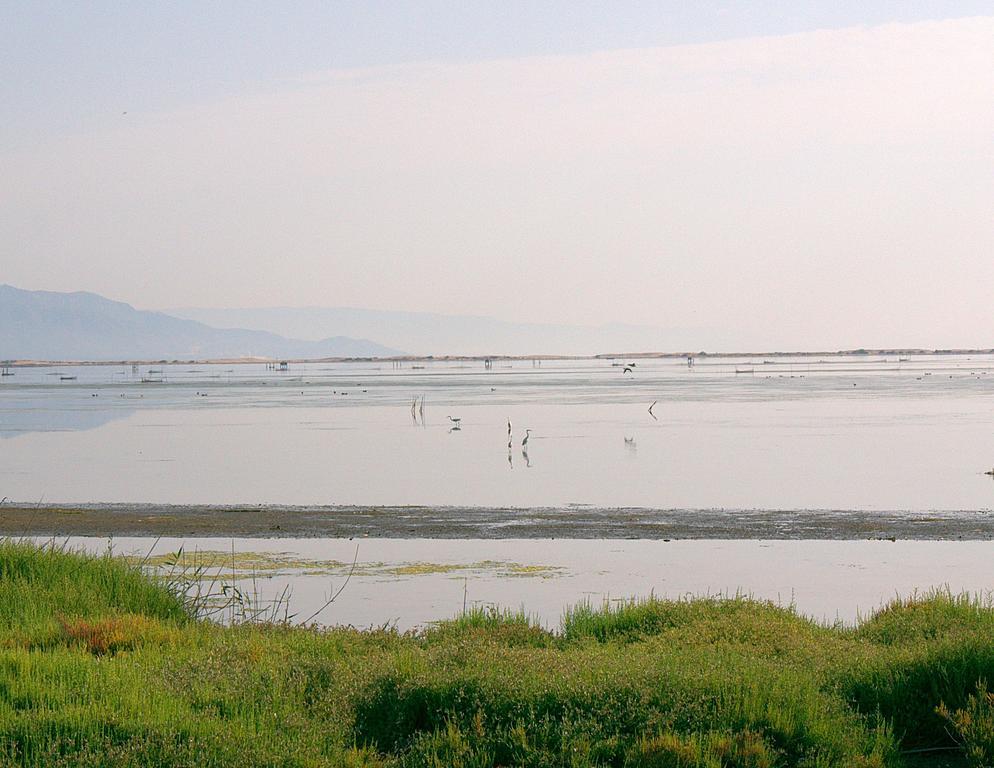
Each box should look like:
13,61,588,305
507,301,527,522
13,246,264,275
4,347,994,367
2,503,994,539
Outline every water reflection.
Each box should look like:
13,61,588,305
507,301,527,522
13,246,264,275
0,396,135,439
2,355,994,509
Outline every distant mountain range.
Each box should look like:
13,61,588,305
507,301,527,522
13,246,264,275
0,285,402,361
5,286,979,361
166,306,719,357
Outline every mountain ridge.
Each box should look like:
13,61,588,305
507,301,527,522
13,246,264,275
165,305,720,357
0,285,402,360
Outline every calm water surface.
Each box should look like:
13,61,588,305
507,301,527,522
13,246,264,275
48,536,994,629
4,354,994,510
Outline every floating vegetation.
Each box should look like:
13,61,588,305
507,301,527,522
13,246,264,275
127,550,349,580
380,560,564,579
127,549,565,581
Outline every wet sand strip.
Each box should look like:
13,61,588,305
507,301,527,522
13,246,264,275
1,504,994,539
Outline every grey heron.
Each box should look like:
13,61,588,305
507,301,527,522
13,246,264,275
521,429,531,447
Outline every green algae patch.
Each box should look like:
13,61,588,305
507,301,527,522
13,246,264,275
379,560,565,579
503,562,564,578
129,550,566,581
127,549,351,577
383,562,467,576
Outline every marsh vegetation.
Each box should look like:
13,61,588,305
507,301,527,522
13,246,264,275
1,539,993,766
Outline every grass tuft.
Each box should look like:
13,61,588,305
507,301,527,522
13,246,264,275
0,540,991,766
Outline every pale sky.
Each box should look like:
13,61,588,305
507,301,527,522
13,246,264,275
2,2,993,349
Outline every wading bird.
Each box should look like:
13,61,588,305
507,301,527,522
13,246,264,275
521,429,531,448
447,416,461,426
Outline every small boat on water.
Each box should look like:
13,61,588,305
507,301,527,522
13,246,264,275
59,376,77,381
735,367,754,374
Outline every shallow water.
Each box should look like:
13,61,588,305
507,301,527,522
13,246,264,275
3,354,994,510
50,536,994,629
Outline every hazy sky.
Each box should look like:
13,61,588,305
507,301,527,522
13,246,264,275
2,2,993,348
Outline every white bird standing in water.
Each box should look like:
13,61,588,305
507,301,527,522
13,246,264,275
521,429,531,448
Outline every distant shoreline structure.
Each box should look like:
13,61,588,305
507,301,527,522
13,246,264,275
2,348,993,367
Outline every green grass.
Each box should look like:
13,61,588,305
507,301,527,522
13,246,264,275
1,540,993,766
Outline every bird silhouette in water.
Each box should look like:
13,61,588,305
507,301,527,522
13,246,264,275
623,366,634,374
521,430,531,465
447,416,461,426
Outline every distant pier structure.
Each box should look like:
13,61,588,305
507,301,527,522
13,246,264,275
266,361,290,372
1,361,13,377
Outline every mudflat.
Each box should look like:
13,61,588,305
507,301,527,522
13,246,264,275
2,502,993,539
